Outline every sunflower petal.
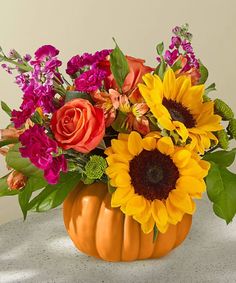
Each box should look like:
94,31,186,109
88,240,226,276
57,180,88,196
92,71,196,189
172,149,191,168
142,137,157,151
125,195,147,215
173,121,189,142
111,186,134,207
169,189,195,214
128,131,143,156
163,69,176,100
166,197,184,225
157,136,174,155
176,176,206,195
151,200,168,226
115,171,131,187
141,216,155,234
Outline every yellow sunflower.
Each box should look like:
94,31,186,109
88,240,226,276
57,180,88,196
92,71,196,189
105,132,210,234
138,69,223,154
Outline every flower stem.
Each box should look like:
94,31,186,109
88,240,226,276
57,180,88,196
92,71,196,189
0,54,32,72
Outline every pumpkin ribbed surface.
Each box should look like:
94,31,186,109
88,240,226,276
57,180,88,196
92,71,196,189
63,182,192,262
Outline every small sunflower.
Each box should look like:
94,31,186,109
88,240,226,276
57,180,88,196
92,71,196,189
105,132,210,234
138,69,223,153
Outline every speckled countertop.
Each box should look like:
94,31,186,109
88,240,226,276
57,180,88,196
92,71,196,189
0,197,235,283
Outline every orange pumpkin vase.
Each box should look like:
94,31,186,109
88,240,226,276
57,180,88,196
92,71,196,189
63,182,192,262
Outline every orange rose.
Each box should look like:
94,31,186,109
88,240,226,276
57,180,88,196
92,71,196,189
100,56,153,94
51,98,105,153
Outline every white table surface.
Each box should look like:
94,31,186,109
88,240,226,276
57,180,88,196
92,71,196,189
0,197,235,283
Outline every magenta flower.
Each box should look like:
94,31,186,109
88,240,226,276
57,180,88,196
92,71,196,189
169,36,182,49
34,45,59,61
19,125,67,184
66,49,111,76
164,49,179,66
75,69,106,92
12,45,62,128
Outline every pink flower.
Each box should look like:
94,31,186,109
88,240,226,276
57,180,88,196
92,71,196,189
19,125,67,184
74,69,106,92
34,45,59,61
66,49,111,76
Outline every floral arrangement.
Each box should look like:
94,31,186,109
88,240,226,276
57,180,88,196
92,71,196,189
0,24,235,237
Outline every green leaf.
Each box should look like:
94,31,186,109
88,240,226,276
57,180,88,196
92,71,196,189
0,175,19,197
154,60,166,80
156,42,164,55
6,144,43,178
205,83,216,95
1,101,12,117
153,224,159,242
108,182,116,194
30,111,43,125
171,58,182,72
110,38,129,91
65,91,93,103
18,177,47,219
111,111,129,133
203,148,236,168
28,172,81,212
205,162,236,224
198,61,208,84
0,138,18,148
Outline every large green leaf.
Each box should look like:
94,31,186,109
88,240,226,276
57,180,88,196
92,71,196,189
6,144,43,178
110,38,129,91
0,175,19,197
18,177,47,219
203,148,236,168
28,172,81,212
205,162,236,224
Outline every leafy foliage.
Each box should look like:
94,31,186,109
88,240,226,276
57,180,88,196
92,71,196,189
110,38,129,91
214,99,234,121
1,101,12,117
204,148,236,224
6,144,44,178
112,111,129,133
205,162,236,224
198,61,208,84
0,175,19,197
27,172,81,212
203,148,236,168
65,91,93,103
153,224,159,242
205,83,216,95
156,42,164,55
18,177,47,219
154,60,166,80
0,138,18,148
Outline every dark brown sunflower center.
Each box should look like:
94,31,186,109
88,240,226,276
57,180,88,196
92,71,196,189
129,149,179,201
162,98,196,128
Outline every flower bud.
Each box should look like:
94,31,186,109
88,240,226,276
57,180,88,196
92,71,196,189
7,171,27,191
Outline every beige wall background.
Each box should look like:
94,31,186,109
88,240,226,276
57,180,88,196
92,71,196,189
0,0,236,224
